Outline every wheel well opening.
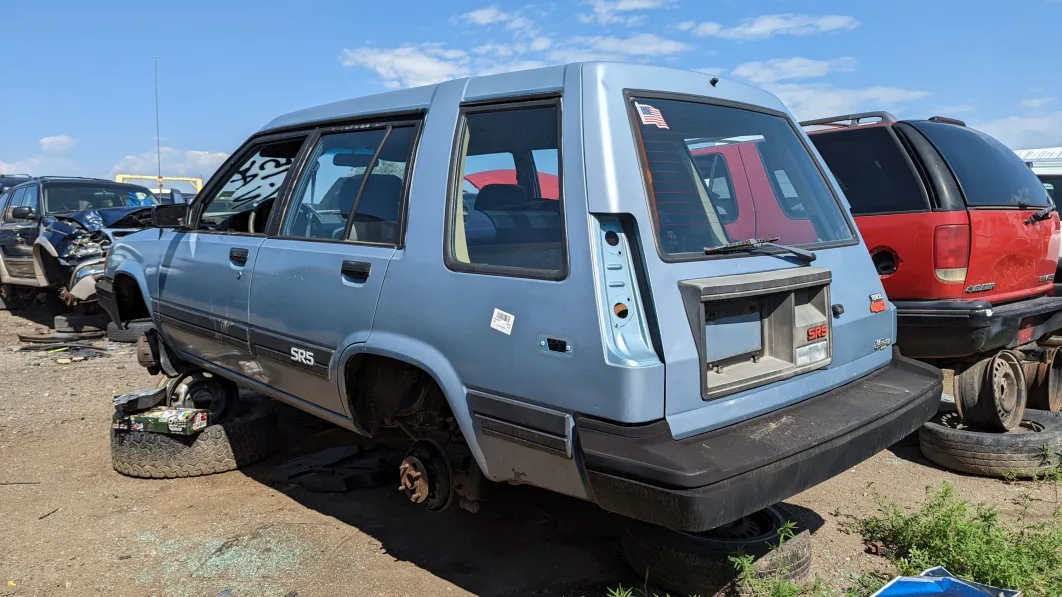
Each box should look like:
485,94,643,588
34,245,65,286
343,354,452,438
114,274,150,323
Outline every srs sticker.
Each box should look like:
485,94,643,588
807,324,828,341
869,293,887,314
490,308,515,335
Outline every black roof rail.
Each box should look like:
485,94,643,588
798,111,898,128
0,173,31,177
927,116,966,126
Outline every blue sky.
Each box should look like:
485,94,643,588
2,0,1060,192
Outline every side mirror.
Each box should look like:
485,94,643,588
152,203,189,229
11,206,35,220
169,188,186,204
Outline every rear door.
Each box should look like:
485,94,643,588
910,121,1060,304
248,120,419,417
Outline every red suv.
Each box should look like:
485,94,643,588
805,112,1062,427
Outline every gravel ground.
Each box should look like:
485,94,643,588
0,307,1056,597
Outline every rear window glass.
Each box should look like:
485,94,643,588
912,121,1051,208
43,183,158,213
1039,175,1062,205
629,97,854,256
810,127,928,215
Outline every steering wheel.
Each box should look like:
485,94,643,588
295,203,327,237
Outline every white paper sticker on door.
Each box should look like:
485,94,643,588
490,308,514,335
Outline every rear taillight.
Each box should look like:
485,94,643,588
933,224,970,283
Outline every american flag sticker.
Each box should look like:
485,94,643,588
635,102,669,129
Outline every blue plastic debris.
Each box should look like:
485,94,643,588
872,567,1021,597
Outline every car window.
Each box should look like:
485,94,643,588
691,152,738,224
630,97,854,256
197,137,306,233
912,121,1051,208
3,187,26,223
0,191,10,221
42,183,155,213
450,104,565,275
810,127,928,215
21,185,39,214
462,152,517,213
1040,175,1062,205
283,125,416,244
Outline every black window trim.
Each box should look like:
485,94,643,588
271,117,424,249
811,124,933,217
187,130,314,237
443,95,569,281
623,89,859,264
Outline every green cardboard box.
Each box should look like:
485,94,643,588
113,407,210,436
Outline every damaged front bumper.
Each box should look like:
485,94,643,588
63,258,107,303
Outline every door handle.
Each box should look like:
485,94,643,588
341,260,371,280
229,247,249,264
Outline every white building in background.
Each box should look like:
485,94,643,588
1015,147,1062,203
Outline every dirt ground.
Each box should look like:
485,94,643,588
0,308,1056,597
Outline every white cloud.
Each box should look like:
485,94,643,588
973,112,1062,149
933,101,976,115
686,14,860,40
338,45,471,88
0,156,46,175
109,147,228,181
731,57,856,84
1021,97,1055,108
578,33,690,56
459,5,511,25
474,43,519,58
767,82,930,121
39,135,76,153
579,0,676,26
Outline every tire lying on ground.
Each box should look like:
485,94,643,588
919,410,1062,478
54,313,109,333
106,318,155,343
620,504,811,597
111,401,279,479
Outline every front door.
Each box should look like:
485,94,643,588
248,122,419,417
0,186,39,284
157,135,308,375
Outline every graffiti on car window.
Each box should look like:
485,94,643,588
228,157,293,207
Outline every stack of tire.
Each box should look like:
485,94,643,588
920,347,1062,478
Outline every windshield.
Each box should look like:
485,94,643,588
912,121,1051,208
629,97,854,257
43,183,158,213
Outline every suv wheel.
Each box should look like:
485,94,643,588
620,505,812,596
107,319,155,343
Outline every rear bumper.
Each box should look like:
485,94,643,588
576,350,942,532
96,277,120,324
893,295,1062,358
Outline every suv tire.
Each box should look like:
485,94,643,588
107,319,155,343
620,505,812,597
0,284,27,311
919,410,1062,478
111,401,278,479
54,313,109,333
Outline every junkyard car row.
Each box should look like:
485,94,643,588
8,62,1062,592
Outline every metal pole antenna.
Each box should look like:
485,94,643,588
154,56,162,194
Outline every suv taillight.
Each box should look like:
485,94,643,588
933,224,970,283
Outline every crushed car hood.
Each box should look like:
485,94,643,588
41,206,155,265
44,205,154,233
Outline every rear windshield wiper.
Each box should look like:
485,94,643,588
1026,203,1057,224
704,237,817,265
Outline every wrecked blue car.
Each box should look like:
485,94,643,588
0,177,161,306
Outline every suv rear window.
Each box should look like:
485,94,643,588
912,121,1051,208
629,97,854,256
810,127,928,215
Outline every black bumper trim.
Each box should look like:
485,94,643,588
96,277,119,325
576,350,942,531
894,295,1062,358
